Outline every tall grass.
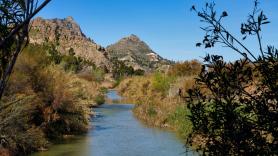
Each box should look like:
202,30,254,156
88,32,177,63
0,45,99,155
117,60,202,142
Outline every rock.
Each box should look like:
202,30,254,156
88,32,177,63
106,34,173,72
30,17,111,69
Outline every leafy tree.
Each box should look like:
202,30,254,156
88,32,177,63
47,44,62,64
0,0,51,99
62,48,83,73
134,69,145,76
187,1,277,155
111,58,136,79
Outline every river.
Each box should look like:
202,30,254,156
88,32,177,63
31,90,196,156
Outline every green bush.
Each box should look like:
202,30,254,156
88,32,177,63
91,67,105,82
152,72,175,94
94,94,105,105
147,105,157,117
168,106,192,138
99,87,108,94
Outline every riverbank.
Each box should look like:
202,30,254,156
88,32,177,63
116,61,202,144
30,90,195,156
0,45,104,156
117,75,193,140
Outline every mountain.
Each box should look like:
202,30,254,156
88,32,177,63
30,16,111,68
29,17,172,72
106,34,172,71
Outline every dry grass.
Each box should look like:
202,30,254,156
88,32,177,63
117,74,196,135
0,47,101,155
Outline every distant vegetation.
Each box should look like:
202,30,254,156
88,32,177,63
168,60,202,77
110,57,145,81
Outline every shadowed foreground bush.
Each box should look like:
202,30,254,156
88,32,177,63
0,46,98,155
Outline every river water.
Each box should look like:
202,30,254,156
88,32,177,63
31,90,196,156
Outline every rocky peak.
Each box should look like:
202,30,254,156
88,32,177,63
107,34,172,71
65,16,74,22
122,34,141,42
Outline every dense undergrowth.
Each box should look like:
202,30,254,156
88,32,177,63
0,44,103,155
117,60,201,139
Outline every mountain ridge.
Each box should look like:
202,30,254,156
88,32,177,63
29,17,172,72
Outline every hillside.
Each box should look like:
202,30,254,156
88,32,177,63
107,34,173,71
30,16,111,69
30,17,172,73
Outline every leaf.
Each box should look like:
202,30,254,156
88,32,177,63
196,43,202,47
262,21,270,25
190,5,196,11
205,43,211,48
221,11,228,17
242,36,247,40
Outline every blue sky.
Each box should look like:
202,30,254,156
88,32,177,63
36,0,278,61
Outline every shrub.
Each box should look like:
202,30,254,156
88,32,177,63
94,94,105,105
147,105,157,117
99,87,108,94
1,45,95,154
168,60,202,77
91,67,106,82
152,72,175,94
187,1,278,154
168,106,193,139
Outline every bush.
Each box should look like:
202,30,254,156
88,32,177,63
91,67,106,82
152,72,175,94
99,87,108,94
187,1,278,154
94,94,105,105
1,45,95,154
0,95,47,155
168,60,202,77
168,106,192,139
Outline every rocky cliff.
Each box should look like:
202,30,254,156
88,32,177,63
30,16,110,68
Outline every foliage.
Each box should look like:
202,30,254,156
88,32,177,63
91,66,106,82
0,45,96,155
0,95,48,155
111,58,145,80
168,60,202,77
134,69,145,76
46,44,62,64
152,72,175,95
187,1,278,155
61,48,83,73
94,94,105,105
117,75,195,138
0,0,51,99
99,87,108,94
168,106,192,138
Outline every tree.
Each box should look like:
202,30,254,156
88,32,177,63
187,1,277,155
0,0,51,100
